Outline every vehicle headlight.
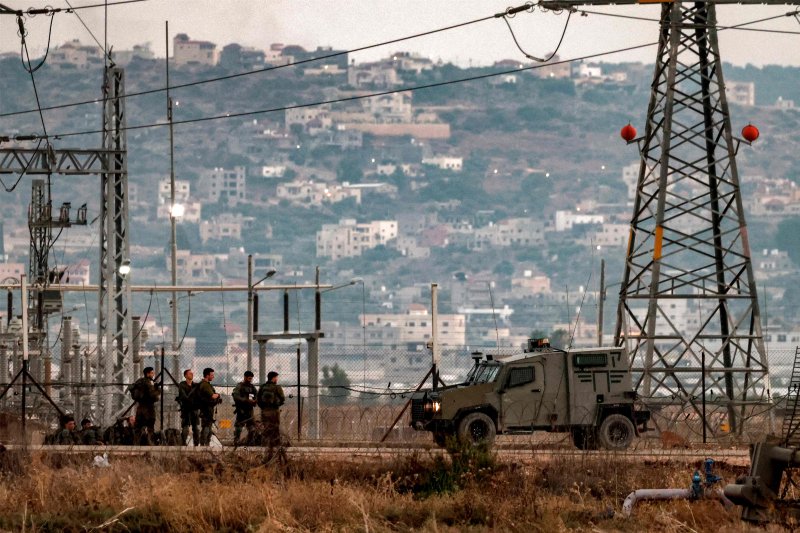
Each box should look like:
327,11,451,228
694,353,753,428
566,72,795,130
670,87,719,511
423,398,442,416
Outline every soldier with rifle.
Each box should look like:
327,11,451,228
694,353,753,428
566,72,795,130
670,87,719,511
197,367,221,446
232,370,258,446
258,371,285,448
177,368,200,446
129,367,161,445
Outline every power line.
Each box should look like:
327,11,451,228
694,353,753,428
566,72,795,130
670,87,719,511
8,0,148,15
1,6,796,122
0,8,500,118
48,40,661,139
63,0,106,54
574,6,800,35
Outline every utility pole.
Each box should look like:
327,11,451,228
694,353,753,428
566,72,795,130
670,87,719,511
597,259,604,347
247,254,253,372
167,22,180,391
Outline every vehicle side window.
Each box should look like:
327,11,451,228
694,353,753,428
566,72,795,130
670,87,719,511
507,367,534,388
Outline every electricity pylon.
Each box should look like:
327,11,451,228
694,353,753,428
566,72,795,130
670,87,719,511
541,0,795,437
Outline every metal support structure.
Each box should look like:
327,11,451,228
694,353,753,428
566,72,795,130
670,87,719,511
254,331,325,440
247,254,253,372
97,65,132,425
609,2,769,435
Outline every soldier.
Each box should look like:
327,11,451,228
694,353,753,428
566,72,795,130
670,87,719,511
55,414,80,445
232,370,258,446
197,367,221,446
130,366,161,445
79,418,103,445
177,369,200,446
258,371,285,448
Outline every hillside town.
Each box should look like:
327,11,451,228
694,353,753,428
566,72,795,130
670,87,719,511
1,33,799,357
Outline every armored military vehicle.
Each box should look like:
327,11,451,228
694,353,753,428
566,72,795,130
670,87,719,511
410,339,650,450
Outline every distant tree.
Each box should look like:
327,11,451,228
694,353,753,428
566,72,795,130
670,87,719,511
321,364,351,405
493,260,514,277
549,329,570,349
337,154,364,182
776,218,800,264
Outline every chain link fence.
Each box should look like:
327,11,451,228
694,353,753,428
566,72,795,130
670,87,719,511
1,339,795,447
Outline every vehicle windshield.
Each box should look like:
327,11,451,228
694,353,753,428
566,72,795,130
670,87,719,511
465,363,500,384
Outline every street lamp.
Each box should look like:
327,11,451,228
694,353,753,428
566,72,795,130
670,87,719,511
170,203,185,218
118,260,131,277
320,277,363,294
247,255,277,372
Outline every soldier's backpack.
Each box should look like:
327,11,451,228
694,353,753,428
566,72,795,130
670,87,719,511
128,378,146,402
257,384,276,409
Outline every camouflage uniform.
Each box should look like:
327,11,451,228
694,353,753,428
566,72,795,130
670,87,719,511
257,382,285,447
55,428,80,445
177,380,200,446
232,380,258,446
80,425,103,445
196,379,219,446
132,376,161,445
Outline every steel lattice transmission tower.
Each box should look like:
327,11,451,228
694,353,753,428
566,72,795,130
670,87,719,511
541,0,794,436
97,65,132,424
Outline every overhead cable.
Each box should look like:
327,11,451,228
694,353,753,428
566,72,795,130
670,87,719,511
48,40,661,139
502,7,573,62
1,5,796,120
15,0,148,16
0,6,501,118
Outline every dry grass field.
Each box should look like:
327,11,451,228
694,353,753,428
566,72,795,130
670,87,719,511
0,443,794,532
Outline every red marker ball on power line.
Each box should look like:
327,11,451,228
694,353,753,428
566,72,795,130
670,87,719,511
742,124,759,143
620,123,637,142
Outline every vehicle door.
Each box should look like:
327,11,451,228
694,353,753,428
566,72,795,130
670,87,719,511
499,363,541,429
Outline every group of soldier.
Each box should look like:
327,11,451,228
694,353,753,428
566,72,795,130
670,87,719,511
52,414,104,445
50,366,285,447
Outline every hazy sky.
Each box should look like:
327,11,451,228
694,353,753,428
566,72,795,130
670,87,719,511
1,1,799,67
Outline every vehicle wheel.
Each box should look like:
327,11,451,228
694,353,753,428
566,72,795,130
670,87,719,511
433,431,449,447
597,414,635,450
457,412,496,445
571,427,598,450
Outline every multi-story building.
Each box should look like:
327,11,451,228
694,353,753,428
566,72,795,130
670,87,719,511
199,213,254,243
173,250,219,282
157,179,191,206
316,219,398,260
220,248,282,279
554,210,604,231
173,33,217,67
725,81,756,106
347,62,400,88
421,156,463,172
481,218,546,248
198,166,246,206
49,40,104,70
219,43,266,71
276,180,362,206
115,44,155,65
362,304,466,346
512,272,552,296
755,249,796,279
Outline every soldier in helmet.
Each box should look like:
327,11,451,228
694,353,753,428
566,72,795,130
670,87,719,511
232,370,258,446
130,367,161,445
196,367,221,446
258,371,285,448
